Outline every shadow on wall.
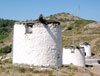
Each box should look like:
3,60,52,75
44,25,57,43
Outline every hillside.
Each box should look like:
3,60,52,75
0,12,100,56
0,19,15,55
46,12,100,56
0,19,15,40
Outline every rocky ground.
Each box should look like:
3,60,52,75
0,57,100,76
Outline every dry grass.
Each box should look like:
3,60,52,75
0,59,98,76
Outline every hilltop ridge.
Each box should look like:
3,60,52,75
46,12,83,22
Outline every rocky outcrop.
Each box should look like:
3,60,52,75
85,22,100,28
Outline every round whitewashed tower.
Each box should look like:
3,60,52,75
63,46,85,67
80,42,92,57
13,15,62,68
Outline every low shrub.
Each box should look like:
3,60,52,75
0,66,6,72
3,59,12,63
0,45,12,55
13,66,26,73
89,72,94,76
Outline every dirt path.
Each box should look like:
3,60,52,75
62,27,67,32
63,34,99,39
89,65,100,76
90,38,100,48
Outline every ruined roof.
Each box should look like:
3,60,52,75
64,46,81,50
80,42,90,45
15,14,60,25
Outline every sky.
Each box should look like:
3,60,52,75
0,0,100,22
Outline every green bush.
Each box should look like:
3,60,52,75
77,32,81,34
67,26,73,30
67,20,95,31
0,40,3,43
67,66,78,71
13,66,26,73
0,45,12,55
89,72,94,76
3,59,12,63
0,19,15,40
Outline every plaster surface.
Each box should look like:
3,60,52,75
63,47,85,66
13,23,62,68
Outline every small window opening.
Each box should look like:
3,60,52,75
71,51,74,53
71,49,74,53
85,52,86,56
26,24,33,34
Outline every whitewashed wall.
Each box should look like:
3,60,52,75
13,23,62,68
63,46,85,67
80,44,92,57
